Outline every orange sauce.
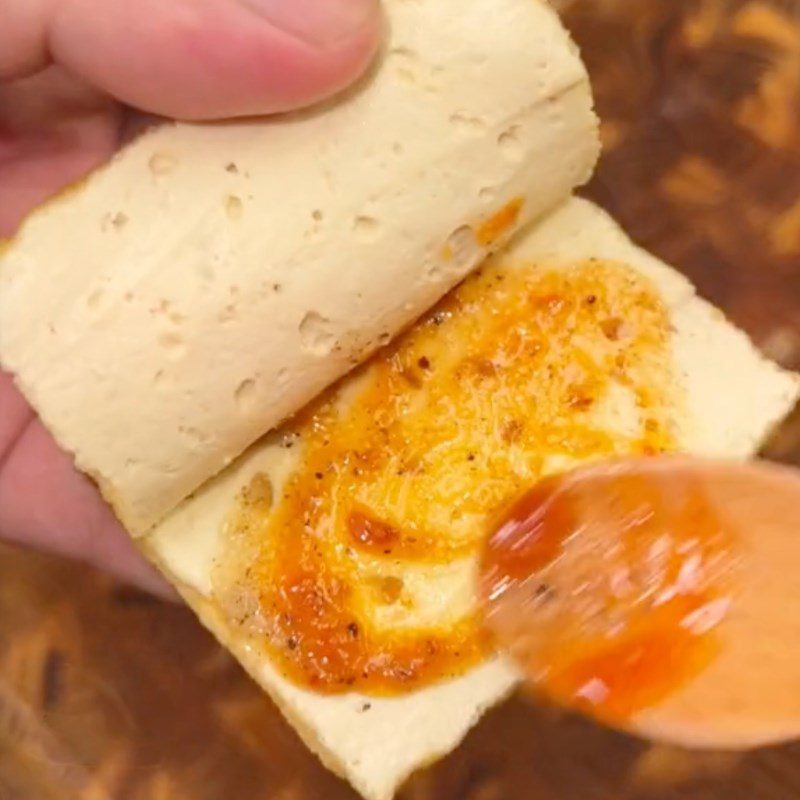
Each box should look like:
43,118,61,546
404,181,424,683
481,468,736,722
476,198,524,246
218,259,680,695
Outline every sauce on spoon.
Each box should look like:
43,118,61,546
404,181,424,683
480,456,800,749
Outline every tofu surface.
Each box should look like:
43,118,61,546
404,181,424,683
0,0,597,535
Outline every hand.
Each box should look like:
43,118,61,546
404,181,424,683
0,0,381,597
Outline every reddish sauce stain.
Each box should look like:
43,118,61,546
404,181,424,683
545,594,717,721
476,198,524,246
345,508,439,559
348,509,401,551
259,527,490,691
481,466,736,723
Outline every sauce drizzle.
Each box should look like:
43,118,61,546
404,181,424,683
216,260,680,695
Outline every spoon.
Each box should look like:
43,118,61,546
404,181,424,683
479,455,800,750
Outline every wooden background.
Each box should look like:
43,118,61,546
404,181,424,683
2,1,800,798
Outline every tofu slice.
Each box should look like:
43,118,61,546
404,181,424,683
145,197,800,800
0,0,598,536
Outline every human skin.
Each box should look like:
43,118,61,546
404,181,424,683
0,0,382,596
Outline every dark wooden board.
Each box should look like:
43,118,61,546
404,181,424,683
2,2,799,798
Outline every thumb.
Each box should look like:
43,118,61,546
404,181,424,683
1,0,382,119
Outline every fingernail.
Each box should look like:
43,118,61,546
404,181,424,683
238,0,376,46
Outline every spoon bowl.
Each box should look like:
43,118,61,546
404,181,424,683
480,456,800,750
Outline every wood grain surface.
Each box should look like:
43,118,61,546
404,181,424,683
2,2,800,798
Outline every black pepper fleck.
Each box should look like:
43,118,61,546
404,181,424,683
535,583,555,603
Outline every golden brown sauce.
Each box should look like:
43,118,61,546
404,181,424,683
476,198,524,246
218,259,681,695
481,467,737,723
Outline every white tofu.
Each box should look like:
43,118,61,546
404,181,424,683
0,0,597,535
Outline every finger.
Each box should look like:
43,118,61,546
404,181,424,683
0,67,121,237
0,370,32,458
0,378,176,599
0,0,382,120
